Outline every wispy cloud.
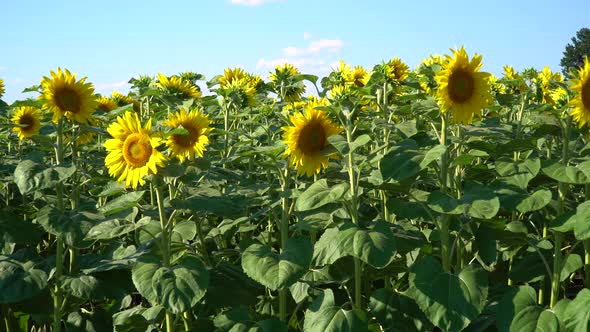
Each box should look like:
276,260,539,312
94,80,129,95
229,0,280,6
256,36,345,75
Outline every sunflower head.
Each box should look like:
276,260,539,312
157,73,202,99
163,107,213,163
218,77,257,108
97,96,118,113
112,91,141,112
571,57,590,128
269,64,306,102
0,79,5,98
350,66,370,87
11,106,41,140
384,58,409,83
40,68,97,124
434,46,492,124
282,107,342,177
129,75,155,92
420,54,444,68
488,74,506,94
104,112,167,189
219,67,247,88
502,65,528,94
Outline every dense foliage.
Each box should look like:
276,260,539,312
1,48,590,332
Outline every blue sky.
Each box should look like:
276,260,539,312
1,0,588,102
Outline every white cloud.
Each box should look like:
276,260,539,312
229,0,278,6
303,32,312,40
281,39,344,57
95,80,129,95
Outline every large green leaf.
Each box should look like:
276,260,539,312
496,286,537,332
313,227,344,266
152,255,209,314
510,307,559,332
501,189,552,213
241,237,312,290
61,274,100,300
369,288,431,332
408,256,488,332
0,257,48,303
131,256,162,306
13,159,76,195
461,182,500,219
542,160,590,184
380,140,424,182
35,207,96,248
495,157,540,178
563,288,590,332
303,289,368,332
98,191,145,217
0,211,43,245
295,180,349,211
337,222,396,268
575,201,590,240
328,134,371,155
86,217,151,241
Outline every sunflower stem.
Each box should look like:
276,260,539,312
585,185,590,289
279,166,290,322
551,116,570,308
156,186,174,332
344,113,362,308
439,113,451,272
52,117,65,332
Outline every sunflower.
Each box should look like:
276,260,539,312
97,96,118,113
282,105,342,177
571,57,590,128
157,73,201,99
40,68,97,124
104,112,167,189
384,58,409,83
420,54,444,68
434,46,491,124
11,107,41,140
502,65,528,93
218,77,257,108
0,79,5,98
269,64,306,102
111,91,141,112
219,67,247,88
163,107,213,163
349,66,370,87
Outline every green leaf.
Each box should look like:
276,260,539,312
313,227,344,266
337,222,396,268
328,134,371,155
408,256,488,332
502,189,552,213
495,157,540,177
98,191,145,217
475,225,497,269
0,257,48,303
131,256,160,305
303,289,368,332
542,159,590,184
563,288,590,332
171,190,248,219
369,288,431,332
421,144,446,168
92,181,126,198
295,180,349,212
575,201,590,240
61,274,100,300
241,237,312,290
560,254,583,282
152,255,209,314
550,211,577,233
510,307,559,332
427,191,462,214
380,141,424,182
461,182,500,219
14,159,76,195
86,217,151,241
35,207,95,248
0,211,43,245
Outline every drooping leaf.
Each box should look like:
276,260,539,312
303,289,368,332
295,180,349,212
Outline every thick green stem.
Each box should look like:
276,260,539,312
439,113,451,272
550,232,563,308
156,187,174,332
279,167,290,322
53,117,65,332
345,117,362,308
585,185,590,289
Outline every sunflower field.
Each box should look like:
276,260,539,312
2,47,590,332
